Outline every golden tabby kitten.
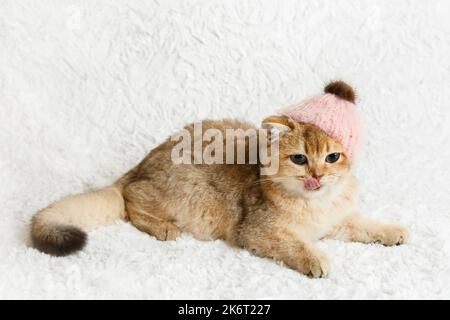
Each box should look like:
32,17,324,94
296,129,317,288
31,116,408,277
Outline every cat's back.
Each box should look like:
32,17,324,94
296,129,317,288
130,119,260,186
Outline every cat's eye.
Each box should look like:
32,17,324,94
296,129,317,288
325,153,341,163
290,154,308,165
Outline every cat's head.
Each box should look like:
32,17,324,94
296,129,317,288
261,115,352,200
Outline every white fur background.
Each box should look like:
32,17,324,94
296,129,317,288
1,0,449,299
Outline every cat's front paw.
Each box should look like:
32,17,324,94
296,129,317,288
297,250,330,278
376,225,409,246
153,222,182,241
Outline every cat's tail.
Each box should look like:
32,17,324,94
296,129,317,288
31,185,127,257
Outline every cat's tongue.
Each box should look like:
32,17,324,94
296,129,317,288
304,178,321,191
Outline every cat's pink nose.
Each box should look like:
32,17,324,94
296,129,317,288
304,178,321,191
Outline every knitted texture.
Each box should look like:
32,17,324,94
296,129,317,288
282,92,363,162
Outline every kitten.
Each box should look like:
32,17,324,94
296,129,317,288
31,115,408,277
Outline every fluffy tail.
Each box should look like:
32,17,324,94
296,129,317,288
31,185,126,256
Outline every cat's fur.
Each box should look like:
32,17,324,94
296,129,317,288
31,116,408,277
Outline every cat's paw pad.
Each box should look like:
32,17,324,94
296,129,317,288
299,251,330,278
377,225,409,246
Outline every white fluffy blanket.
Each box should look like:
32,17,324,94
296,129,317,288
1,0,449,299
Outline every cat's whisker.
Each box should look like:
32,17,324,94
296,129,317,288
249,176,293,187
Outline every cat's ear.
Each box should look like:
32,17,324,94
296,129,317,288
262,115,296,134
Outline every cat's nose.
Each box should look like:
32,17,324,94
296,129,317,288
312,174,324,181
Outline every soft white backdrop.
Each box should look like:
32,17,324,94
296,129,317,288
1,0,449,299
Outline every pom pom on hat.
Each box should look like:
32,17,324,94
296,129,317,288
324,81,356,103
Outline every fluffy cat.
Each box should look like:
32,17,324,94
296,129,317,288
31,85,409,278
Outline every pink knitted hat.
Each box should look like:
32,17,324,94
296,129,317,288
281,81,363,162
